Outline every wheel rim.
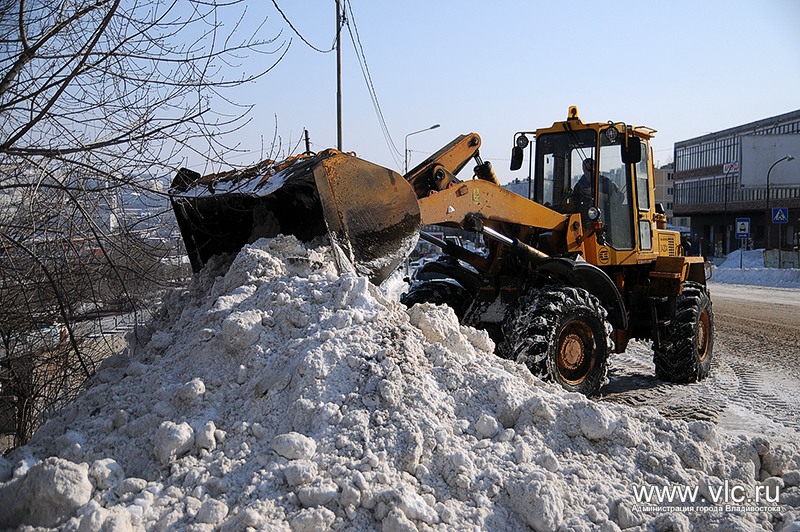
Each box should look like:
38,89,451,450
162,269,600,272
697,309,710,361
557,321,596,384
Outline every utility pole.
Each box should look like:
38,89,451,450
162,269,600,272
336,0,342,150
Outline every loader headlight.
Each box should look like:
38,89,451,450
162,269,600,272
587,207,600,221
604,127,618,143
516,135,529,149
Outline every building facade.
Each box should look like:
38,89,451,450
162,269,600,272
673,110,800,257
653,163,675,225
504,177,533,200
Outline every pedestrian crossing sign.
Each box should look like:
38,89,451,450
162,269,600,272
772,207,788,224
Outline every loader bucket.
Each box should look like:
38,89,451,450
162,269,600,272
169,149,421,284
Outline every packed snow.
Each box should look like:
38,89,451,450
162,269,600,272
1,236,799,531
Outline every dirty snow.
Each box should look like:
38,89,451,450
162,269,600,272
1,236,799,531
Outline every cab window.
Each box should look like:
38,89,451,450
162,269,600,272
598,137,633,250
534,128,634,250
534,129,595,211
636,141,650,210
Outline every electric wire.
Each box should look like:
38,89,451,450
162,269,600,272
271,0,337,53
270,0,402,168
289,132,306,156
343,0,404,170
345,0,403,162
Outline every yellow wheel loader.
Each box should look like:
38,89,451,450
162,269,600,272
169,107,713,396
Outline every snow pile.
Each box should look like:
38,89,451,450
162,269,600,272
711,249,800,288
1,236,799,531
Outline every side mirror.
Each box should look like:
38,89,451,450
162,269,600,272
510,146,524,171
621,136,642,164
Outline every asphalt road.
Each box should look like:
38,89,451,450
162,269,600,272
599,282,800,446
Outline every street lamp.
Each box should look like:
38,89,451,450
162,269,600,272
405,124,440,174
722,161,738,255
766,154,795,248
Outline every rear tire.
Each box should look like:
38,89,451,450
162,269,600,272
653,282,714,383
499,286,612,396
400,280,471,319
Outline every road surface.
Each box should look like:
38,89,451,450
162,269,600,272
600,282,800,446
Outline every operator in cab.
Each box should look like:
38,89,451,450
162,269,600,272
573,158,622,224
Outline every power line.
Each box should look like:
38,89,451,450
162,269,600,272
289,132,306,156
348,2,402,162
270,0,403,168
409,148,512,163
344,0,404,170
271,0,337,53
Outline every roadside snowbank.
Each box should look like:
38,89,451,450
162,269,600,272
711,249,800,288
1,236,798,530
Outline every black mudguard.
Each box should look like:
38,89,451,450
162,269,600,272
536,257,628,330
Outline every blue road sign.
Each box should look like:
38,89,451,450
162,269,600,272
735,218,750,239
772,207,788,224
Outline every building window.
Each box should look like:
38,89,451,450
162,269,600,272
666,202,673,210
667,187,673,195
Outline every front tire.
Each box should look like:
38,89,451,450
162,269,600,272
653,282,714,383
499,286,613,396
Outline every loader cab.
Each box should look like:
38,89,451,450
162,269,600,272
532,124,642,251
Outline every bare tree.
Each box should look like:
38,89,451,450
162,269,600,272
0,0,289,448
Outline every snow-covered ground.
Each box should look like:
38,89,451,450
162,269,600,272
710,249,800,289
0,238,798,530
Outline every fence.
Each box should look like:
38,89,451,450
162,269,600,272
763,249,800,268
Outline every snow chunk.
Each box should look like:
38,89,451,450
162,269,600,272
474,412,500,439
538,448,560,473
154,421,195,465
196,498,229,524
284,460,318,487
117,477,147,495
577,402,619,440
222,309,263,351
195,420,217,452
89,458,124,490
384,485,438,525
272,432,317,460
0,457,92,528
296,479,338,507
175,378,206,405
407,303,477,362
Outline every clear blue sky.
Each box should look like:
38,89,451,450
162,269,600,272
205,0,800,183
